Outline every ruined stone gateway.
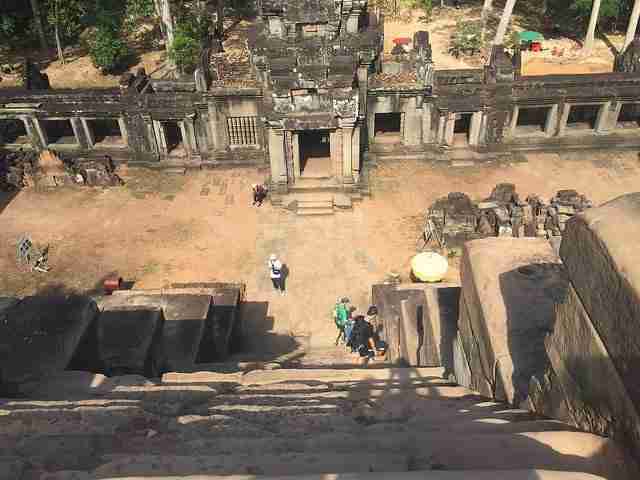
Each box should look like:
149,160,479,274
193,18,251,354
3,1,640,201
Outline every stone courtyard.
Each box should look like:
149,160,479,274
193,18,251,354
2,151,640,356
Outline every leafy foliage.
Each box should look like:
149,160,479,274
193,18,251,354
449,20,482,58
169,24,202,73
89,24,130,71
0,16,17,41
126,0,155,19
45,0,88,43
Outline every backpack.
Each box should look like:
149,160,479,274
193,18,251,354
270,261,281,276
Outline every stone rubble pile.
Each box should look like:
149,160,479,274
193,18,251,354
426,183,592,248
0,150,124,190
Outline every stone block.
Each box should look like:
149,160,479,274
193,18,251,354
0,295,99,394
559,192,640,413
460,237,567,406
97,303,165,377
457,295,492,398
547,282,640,455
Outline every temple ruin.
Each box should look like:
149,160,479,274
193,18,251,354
2,2,640,204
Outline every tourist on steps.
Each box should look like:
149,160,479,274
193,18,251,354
334,297,350,345
268,254,285,295
252,183,268,207
350,315,377,366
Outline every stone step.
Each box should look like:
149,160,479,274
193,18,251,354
296,206,335,216
161,367,448,386
84,429,631,478
296,200,334,209
92,471,607,480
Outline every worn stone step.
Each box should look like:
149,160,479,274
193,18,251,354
92,452,410,478
86,430,632,478
93,471,608,480
296,207,335,216
161,367,448,386
296,200,334,209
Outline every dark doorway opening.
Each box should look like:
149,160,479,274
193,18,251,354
163,121,184,155
566,104,600,131
299,130,331,177
617,103,640,129
42,119,78,145
515,106,550,135
453,112,472,146
0,119,29,145
374,112,402,143
88,119,125,147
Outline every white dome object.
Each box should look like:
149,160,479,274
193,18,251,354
411,252,448,282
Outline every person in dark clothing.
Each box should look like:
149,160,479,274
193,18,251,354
349,315,376,366
252,183,268,207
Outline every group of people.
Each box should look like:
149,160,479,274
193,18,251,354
334,298,386,366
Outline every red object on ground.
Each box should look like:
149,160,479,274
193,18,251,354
104,276,122,295
531,42,542,52
393,37,411,45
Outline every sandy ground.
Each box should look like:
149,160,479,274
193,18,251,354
2,150,640,350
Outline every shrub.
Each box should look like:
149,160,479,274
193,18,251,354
0,16,17,41
89,25,130,72
449,20,482,58
169,28,201,73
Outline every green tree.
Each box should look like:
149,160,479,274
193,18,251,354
169,23,202,73
89,25,130,72
45,0,87,63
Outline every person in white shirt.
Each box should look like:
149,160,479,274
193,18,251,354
268,253,285,295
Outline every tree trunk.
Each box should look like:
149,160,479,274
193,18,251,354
29,0,47,50
54,22,65,64
54,0,65,64
216,0,224,38
158,0,174,48
584,0,601,53
493,0,517,45
624,0,640,51
481,0,493,22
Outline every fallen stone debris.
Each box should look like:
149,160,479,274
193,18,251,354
0,149,124,190
422,183,593,249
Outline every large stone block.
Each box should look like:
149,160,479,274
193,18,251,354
0,295,99,394
460,237,567,406
560,192,640,411
97,303,165,377
547,282,640,455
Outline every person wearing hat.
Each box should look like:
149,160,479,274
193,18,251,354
268,253,285,295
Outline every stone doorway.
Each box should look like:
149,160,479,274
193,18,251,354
453,113,472,146
299,130,331,178
374,112,402,143
0,119,29,146
566,104,599,132
41,119,78,147
163,121,186,157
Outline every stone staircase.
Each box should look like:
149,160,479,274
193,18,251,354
1,366,637,479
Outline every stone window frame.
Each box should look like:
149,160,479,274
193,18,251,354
560,102,607,136
81,116,129,150
226,116,259,147
509,104,557,138
614,101,640,131
38,117,82,149
0,116,32,148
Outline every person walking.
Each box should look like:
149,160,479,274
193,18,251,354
350,315,377,366
268,253,285,295
334,297,349,345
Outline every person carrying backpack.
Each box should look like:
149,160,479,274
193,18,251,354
268,253,285,295
334,297,349,345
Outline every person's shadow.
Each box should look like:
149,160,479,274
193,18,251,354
281,264,290,292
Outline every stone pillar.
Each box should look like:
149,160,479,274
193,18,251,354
421,103,432,144
609,101,624,131
352,123,361,182
508,106,520,137
153,120,168,155
545,104,559,136
330,128,343,179
268,127,287,186
291,132,300,178
595,102,611,134
340,119,356,183
469,111,483,146
81,118,95,147
183,116,199,155
117,117,129,147
32,118,48,147
23,116,45,150
437,113,446,145
403,99,422,146
141,115,159,155
208,98,229,151
69,117,87,148
444,112,456,145
557,103,571,137
357,66,368,119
